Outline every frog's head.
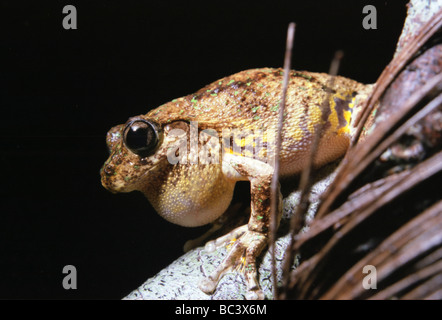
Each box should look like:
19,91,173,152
101,111,237,227
100,115,188,194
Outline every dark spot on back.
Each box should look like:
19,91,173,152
334,96,353,129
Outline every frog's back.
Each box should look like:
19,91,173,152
146,68,369,175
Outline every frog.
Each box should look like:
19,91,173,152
100,67,372,299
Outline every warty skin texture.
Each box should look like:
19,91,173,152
101,68,371,299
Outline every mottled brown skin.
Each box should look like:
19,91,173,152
101,68,371,299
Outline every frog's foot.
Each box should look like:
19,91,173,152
199,225,267,300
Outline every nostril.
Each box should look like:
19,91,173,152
103,163,115,176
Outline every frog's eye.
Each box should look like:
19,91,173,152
123,119,160,157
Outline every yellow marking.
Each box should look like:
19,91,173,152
224,148,246,157
343,109,352,125
307,104,322,135
237,256,247,272
328,96,340,133
235,135,255,148
349,96,356,110
226,238,237,250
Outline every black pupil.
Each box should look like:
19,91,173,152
124,120,157,156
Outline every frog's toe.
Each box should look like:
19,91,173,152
203,225,248,253
246,288,265,300
199,275,219,294
199,237,241,294
200,228,267,300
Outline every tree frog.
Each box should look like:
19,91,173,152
100,68,371,299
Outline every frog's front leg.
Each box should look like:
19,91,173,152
199,154,282,300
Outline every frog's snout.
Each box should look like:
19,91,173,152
100,162,118,192
101,162,115,177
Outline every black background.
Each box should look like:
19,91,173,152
1,0,407,299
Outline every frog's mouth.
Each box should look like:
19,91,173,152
100,152,166,194
100,159,132,193
101,171,135,193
